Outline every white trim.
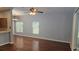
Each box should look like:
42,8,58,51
0,42,13,46
14,34,70,43
9,42,14,44
71,13,77,51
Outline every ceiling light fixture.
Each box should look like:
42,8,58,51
28,8,44,16
29,12,36,16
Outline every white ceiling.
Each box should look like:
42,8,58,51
12,7,76,16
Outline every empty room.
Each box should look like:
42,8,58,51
0,7,78,51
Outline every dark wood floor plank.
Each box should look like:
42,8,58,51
0,35,71,51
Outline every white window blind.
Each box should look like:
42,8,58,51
16,22,23,32
32,21,39,34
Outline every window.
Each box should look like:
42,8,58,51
16,22,23,32
32,21,39,34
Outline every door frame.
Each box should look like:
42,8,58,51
71,8,79,51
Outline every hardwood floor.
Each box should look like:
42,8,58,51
0,35,71,51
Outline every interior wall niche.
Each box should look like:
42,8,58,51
0,18,7,31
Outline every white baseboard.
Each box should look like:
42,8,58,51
69,42,72,51
14,34,70,43
9,42,14,44
0,42,12,46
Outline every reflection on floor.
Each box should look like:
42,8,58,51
0,35,71,51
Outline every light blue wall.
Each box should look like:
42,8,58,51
0,33,10,45
14,13,73,43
